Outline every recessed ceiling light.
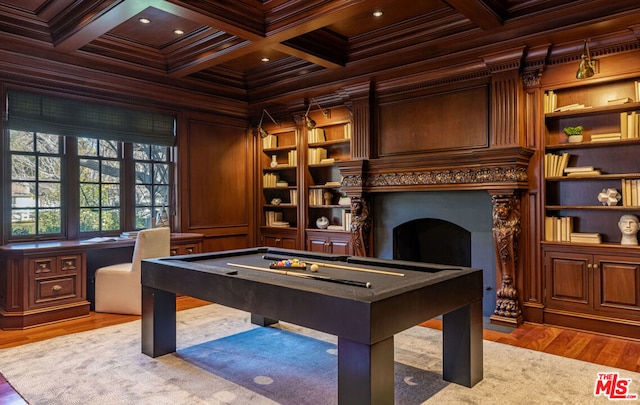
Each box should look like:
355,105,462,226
139,18,151,24
174,29,184,35
373,10,383,17
261,57,270,62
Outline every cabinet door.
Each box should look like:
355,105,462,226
262,233,298,249
328,238,351,255
307,238,328,253
594,255,640,316
544,251,592,311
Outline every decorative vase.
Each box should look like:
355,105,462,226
568,135,583,143
338,195,351,205
316,216,329,229
270,155,278,168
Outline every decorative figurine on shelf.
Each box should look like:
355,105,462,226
564,125,584,143
598,188,621,206
316,216,329,229
270,155,278,168
618,214,640,245
323,190,333,206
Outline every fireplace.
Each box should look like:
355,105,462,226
394,218,471,267
374,191,496,316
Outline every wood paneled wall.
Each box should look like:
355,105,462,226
178,115,255,252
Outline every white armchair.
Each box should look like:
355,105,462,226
95,227,170,315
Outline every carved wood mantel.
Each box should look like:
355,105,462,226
338,146,533,326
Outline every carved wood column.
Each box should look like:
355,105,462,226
488,191,524,326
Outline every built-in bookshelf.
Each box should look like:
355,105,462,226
261,127,299,231
541,78,640,339
305,117,352,233
543,79,640,245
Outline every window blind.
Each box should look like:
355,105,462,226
6,90,176,146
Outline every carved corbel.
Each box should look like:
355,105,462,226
489,192,524,326
349,195,372,257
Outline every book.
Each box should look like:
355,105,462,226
564,166,595,173
554,103,588,112
566,170,601,177
570,232,602,244
607,97,632,105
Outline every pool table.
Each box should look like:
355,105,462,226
141,247,483,404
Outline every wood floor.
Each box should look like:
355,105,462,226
1,296,639,404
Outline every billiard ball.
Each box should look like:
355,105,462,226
310,264,319,272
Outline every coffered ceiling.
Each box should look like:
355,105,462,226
1,0,640,106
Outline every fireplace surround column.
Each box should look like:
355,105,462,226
489,191,523,326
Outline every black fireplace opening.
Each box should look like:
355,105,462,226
393,218,471,267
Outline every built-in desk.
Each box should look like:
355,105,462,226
0,232,204,329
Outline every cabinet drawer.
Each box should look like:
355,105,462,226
34,276,78,303
30,258,55,276
170,244,199,256
59,255,81,273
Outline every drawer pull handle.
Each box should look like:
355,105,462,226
65,261,73,266
186,248,194,254
52,285,62,292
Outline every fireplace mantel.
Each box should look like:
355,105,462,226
338,146,534,194
338,146,533,327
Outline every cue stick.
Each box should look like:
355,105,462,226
225,262,372,288
262,255,405,277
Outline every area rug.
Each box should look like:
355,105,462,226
0,304,637,404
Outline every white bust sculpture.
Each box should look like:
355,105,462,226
618,214,640,245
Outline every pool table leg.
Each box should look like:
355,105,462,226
337,336,394,405
442,299,483,387
250,313,279,326
141,285,177,358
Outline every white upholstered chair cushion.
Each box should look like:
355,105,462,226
94,227,170,315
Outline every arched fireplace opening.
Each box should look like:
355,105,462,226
393,218,471,267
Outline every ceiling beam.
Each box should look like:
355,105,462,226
443,0,503,30
55,0,161,52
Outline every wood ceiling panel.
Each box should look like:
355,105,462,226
1,0,640,105
107,6,204,48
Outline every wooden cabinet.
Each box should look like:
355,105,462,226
0,233,204,329
260,228,298,249
544,244,640,322
306,229,352,255
29,254,84,308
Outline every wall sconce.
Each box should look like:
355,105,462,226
257,109,278,138
304,98,329,130
576,40,596,80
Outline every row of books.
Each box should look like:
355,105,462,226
308,147,328,164
341,210,352,231
308,123,352,143
544,89,638,114
544,152,570,178
287,150,297,166
265,211,289,227
263,173,280,187
545,216,603,244
619,111,640,139
621,179,640,206
309,189,327,206
544,216,573,242
262,134,277,149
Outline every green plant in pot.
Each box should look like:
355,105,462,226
563,125,583,143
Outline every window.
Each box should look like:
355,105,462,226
78,137,121,232
7,132,173,241
5,89,176,242
133,143,170,229
9,130,63,236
